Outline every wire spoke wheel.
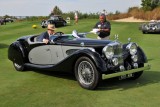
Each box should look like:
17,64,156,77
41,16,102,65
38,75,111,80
13,62,25,71
75,57,101,90
78,61,94,85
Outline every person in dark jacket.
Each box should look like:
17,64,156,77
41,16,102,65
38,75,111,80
93,14,111,40
37,24,56,44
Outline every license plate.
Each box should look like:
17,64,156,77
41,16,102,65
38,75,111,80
119,73,133,80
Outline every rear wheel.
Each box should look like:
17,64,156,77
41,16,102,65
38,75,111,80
13,62,25,71
74,57,102,90
63,22,66,26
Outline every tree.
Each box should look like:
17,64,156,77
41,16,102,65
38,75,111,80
141,0,160,11
3,15,10,18
141,0,152,11
151,0,160,9
49,6,62,16
115,10,120,15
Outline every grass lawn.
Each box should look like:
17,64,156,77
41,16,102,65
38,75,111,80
0,19,160,107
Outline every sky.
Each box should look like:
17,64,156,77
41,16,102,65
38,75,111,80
0,0,142,16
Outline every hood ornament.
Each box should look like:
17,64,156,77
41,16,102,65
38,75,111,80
80,42,84,47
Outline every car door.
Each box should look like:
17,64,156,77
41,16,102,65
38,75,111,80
49,45,64,64
28,45,52,64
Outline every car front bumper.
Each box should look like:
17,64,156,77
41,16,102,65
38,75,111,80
103,64,151,79
143,29,160,32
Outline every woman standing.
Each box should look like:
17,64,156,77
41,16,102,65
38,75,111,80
74,11,78,24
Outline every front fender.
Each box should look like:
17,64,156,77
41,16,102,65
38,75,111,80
123,44,148,63
49,49,107,73
137,46,148,63
73,49,107,73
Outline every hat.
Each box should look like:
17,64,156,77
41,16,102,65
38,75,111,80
47,24,56,31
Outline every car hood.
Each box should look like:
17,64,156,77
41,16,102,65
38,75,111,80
60,38,112,47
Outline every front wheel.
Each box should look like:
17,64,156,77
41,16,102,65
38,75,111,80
74,57,102,90
143,31,148,34
13,62,25,71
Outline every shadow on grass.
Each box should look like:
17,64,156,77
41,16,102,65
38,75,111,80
32,69,160,91
98,70,160,91
147,58,153,61
143,32,160,34
33,70,76,81
0,43,9,49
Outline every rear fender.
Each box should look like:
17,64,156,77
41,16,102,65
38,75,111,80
8,41,26,65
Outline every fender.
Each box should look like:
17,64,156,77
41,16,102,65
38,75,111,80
137,46,148,63
8,41,26,65
123,44,147,63
50,49,108,73
74,49,108,73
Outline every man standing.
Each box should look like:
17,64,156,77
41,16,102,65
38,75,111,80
93,14,111,40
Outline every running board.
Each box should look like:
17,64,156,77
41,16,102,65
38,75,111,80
25,63,54,69
103,64,151,79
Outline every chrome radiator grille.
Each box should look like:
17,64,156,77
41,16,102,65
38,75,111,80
110,42,123,64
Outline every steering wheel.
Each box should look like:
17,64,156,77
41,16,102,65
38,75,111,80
54,32,64,36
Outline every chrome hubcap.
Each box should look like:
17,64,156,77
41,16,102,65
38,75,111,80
78,61,94,85
14,63,21,69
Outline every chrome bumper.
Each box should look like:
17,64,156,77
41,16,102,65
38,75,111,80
103,64,151,79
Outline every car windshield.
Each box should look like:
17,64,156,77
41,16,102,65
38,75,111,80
50,35,57,40
50,16,59,20
58,17,63,20
50,34,76,42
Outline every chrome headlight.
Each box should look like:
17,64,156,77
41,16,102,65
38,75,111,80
103,45,114,59
127,43,137,55
131,55,138,62
145,25,149,30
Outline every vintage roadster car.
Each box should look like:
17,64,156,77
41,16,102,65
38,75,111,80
8,31,150,90
139,20,160,34
41,15,67,28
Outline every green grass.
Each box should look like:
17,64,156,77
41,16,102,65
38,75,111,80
0,19,160,107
